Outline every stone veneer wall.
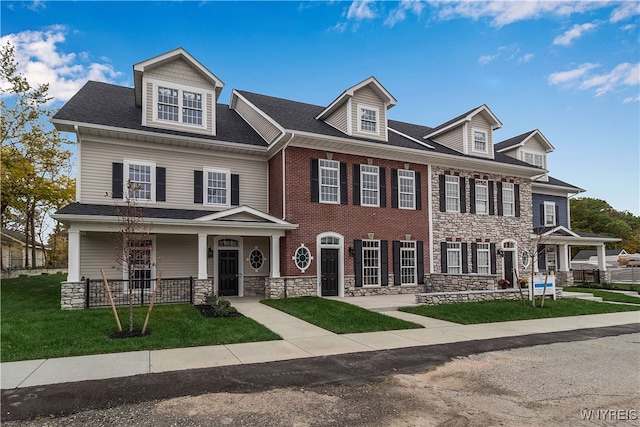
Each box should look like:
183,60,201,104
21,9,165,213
428,274,498,292
193,279,213,305
264,277,317,299
344,275,428,296
416,287,563,305
61,281,85,310
244,276,266,297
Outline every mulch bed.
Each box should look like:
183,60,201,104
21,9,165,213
109,329,151,339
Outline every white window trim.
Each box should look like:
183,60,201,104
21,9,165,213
472,128,488,153
502,182,515,217
446,242,462,274
293,243,313,273
357,103,379,135
360,165,380,207
145,77,212,131
398,169,416,210
400,240,417,285
362,239,381,287
319,159,340,204
522,150,545,168
122,235,156,292
204,167,231,208
316,232,345,297
545,246,557,271
124,159,156,203
475,179,489,215
544,201,556,226
445,175,460,213
476,243,490,275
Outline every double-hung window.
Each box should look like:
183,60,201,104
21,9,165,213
153,82,206,128
476,243,490,275
544,201,556,226
319,159,339,204
524,152,544,167
398,170,415,209
446,242,462,274
358,105,378,133
157,87,179,121
400,241,416,285
502,183,515,216
182,91,203,125
445,176,460,212
475,179,489,214
205,167,230,207
473,130,488,152
361,165,379,207
362,240,380,286
125,160,155,201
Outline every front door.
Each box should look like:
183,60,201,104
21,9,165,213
218,250,239,296
504,251,515,287
321,248,339,296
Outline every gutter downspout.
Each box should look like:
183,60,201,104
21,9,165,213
282,133,295,221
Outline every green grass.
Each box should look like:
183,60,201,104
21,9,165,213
565,287,640,304
1,274,280,362
261,296,423,334
575,282,640,292
399,298,640,325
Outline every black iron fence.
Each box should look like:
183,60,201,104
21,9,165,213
85,277,194,308
572,269,601,284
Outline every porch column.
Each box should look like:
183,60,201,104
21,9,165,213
558,243,570,272
198,233,208,280
596,244,607,271
270,235,280,278
67,228,81,282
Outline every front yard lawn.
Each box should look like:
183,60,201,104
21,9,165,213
1,274,280,362
564,287,640,304
261,296,423,333
399,298,640,325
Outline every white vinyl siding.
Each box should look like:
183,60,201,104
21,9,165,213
433,128,465,153
324,106,349,134
468,115,493,158
351,86,387,140
233,96,282,144
319,159,340,204
80,138,268,211
445,176,460,212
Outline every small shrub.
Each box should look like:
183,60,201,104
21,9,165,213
200,293,240,317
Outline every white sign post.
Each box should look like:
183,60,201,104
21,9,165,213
530,275,556,300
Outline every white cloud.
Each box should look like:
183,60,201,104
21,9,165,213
0,27,122,103
610,1,640,23
549,62,640,98
347,0,377,20
479,54,499,65
432,1,602,27
552,22,597,46
623,95,640,103
384,0,424,27
518,53,534,63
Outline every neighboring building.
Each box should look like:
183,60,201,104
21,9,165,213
572,249,628,269
52,48,616,307
1,227,47,270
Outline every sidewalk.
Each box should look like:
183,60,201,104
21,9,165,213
2,295,639,389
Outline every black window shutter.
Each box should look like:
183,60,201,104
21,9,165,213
353,164,360,206
441,242,448,273
469,178,476,214
514,184,521,217
555,205,560,226
497,182,503,216
156,167,166,202
415,171,422,210
417,241,424,284
461,243,468,274
231,174,240,206
488,181,495,215
379,167,386,208
354,240,363,287
460,178,467,213
112,162,123,199
393,241,401,285
540,204,545,227
538,245,546,270
471,242,478,273
194,170,203,204
490,243,497,274
340,162,348,205
439,175,446,212
380,240,388,286
391,169,398,209
310,158,319,203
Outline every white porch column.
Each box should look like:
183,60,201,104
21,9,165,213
270,235,280,278
198,233,208,280
558,243,570,272
596,244,607,271
67,228,81,282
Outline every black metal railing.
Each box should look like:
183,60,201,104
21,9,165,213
572,269,601,284
85,277,194,308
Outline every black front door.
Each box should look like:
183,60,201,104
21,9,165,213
321,248,339,296
504,251,514,287
218,250,239,296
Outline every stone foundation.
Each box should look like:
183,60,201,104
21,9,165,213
416,287,563,305
428,274,499,292
61,281,85,310
193,279,213,305
244,276,266,297
345,275,428,296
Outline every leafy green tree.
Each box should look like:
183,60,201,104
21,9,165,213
1,42,75,267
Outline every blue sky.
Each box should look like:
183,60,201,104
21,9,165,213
2,0,639,214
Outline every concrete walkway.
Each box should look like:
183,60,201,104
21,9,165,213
2,295,639,389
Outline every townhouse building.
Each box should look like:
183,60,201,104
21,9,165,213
52,48,614,309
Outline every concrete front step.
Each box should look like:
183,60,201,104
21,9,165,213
562,291,603,302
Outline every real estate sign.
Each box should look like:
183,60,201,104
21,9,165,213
531,275,556,300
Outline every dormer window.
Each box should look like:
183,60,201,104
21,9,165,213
473,129,488,153
158,87,179,121
146,78,212,132
358,105,378,134
524,151,544,167
157,86,203,126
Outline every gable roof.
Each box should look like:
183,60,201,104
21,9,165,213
52,81,267,148
495,129,554,153
534,175,584,193
133,47,224,106
424,104,502,139
316,76,397,120
1,227,44,247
